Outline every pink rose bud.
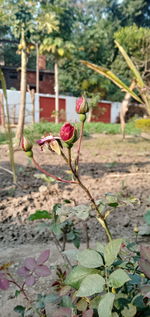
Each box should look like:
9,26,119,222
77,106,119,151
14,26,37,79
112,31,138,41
60,122,78,146
76,96,89,114
22,136,33,152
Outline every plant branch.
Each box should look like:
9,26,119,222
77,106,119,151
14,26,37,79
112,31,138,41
67,148,112,241
32,157,78,184
51,232,72,268
76,120,84,171
7,272,30,302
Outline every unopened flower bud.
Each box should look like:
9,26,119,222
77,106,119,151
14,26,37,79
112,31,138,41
134,225,139,233
112,288,116,294
76,96,89,114
60,122,78,146
22,136,33,152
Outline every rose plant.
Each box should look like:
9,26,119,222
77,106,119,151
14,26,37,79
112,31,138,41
1,96,150,316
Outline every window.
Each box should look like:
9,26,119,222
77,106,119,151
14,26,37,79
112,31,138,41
39,73,44,81
9,72,17,79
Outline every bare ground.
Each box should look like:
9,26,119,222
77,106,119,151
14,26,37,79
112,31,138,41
0,134,150,315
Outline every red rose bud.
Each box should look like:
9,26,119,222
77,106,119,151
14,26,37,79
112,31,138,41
22,136,33,152
76,96,89,114
60,122,78,146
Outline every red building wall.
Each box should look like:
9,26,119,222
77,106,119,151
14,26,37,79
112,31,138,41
27,71,54,94
40,96,66,122
91,102,111,123
0,67,55,94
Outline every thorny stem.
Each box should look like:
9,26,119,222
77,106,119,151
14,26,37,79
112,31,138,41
51,232,72,268
6,272,30,302
32,157,77,184
83,222,90,248
62,232,67,251
67,148,112,242
76,120,84,171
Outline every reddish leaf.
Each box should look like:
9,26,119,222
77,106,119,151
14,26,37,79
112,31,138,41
139,258,150,279
0,274,9,290
52,307,72,317
37,250,50,265
35,265,51,277
17,266,30,278
140,245,150,263
24,257,36,270
82,309,93,317
25,275,36,286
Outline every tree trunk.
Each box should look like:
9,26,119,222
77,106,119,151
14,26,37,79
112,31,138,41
120,80,136,140
27,85,35,124
0,69,16,183
15,29,27,147
36,43,39,95
0,92,5,128
54,61,59,124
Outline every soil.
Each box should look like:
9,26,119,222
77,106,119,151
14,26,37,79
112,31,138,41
1,133,150,316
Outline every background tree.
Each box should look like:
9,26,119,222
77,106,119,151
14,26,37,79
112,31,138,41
39,0,75,123
0,0,150,108
113,25,150,84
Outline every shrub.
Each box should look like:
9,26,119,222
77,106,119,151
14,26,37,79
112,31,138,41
135,118,150,132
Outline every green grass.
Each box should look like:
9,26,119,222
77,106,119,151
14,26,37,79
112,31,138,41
24,120,141,142
0,121,141,145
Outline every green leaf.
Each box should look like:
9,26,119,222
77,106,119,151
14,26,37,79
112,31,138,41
121,304,137,317
44,293,60,304
76,274,105,297
65,265,98,289
104,239,123,266
98,293,115,317
95,242,104,254
50,223,62,236
139,224,150,236
89,295,101,309
77,249,103,268
108,269,130,288
28,210,52,220
81,60,143,104
15,290,21,297
14,306,26,317
144,210,150,225
132,294,146,309
115,40,145,89
72,204,90,220
61,295,73,308
73,237,80,249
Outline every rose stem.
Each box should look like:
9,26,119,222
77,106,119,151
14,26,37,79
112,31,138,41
67,148,112,242
76,120,84,171
32,157,77,184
